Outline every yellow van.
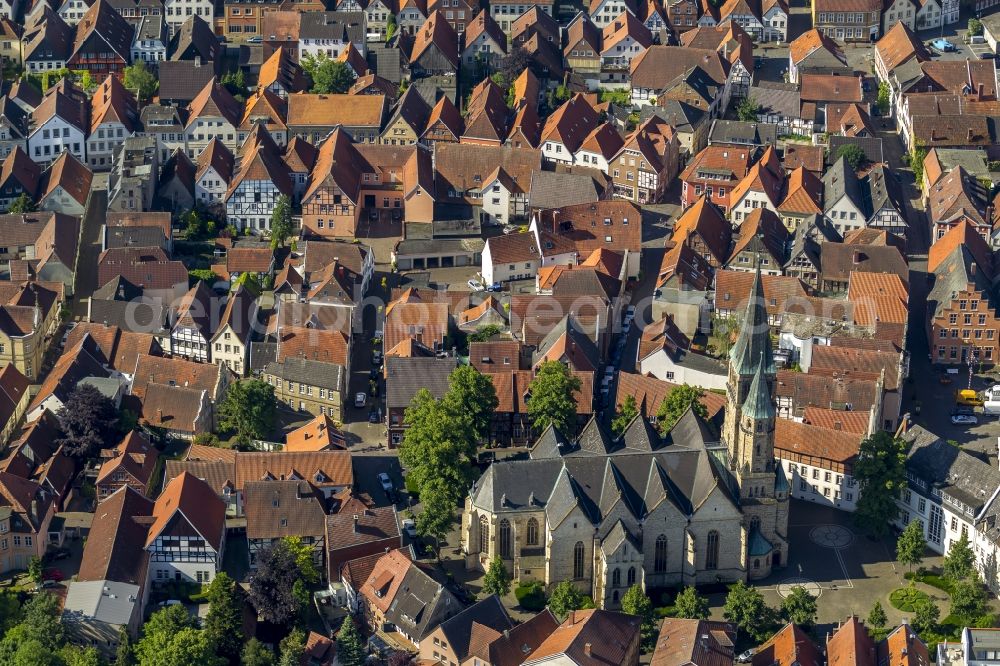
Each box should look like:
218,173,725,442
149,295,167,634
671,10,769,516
956,389,984,406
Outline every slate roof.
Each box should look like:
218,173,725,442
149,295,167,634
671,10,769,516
158,60,215,103
385,355,457,408
473,408,732,531
827,136,884,166
902,424,1000,516
386,561,460,641
823,156,865,213
433,595,514,663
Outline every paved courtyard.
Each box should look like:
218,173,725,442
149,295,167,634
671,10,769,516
750,501,921,628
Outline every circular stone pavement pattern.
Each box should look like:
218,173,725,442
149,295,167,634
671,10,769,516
810,524,853,549
776,579,822,599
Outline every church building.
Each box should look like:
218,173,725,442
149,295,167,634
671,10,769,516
461,268,790,607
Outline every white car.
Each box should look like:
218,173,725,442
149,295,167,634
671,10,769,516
401,518,417,538
738,649,756,663
355,392,367,408
951,414,978,426
467,279,484,292
378,472,394,492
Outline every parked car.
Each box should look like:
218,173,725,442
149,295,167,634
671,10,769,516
487,282,502,292
503,224,518,234
158,600,183,608
979,51,998,59
355,392,367,408
951,413,978,425
378,472,394,492
43,568,63,581
738,649,757,663
932,38,956,51
60,321,77,346
401,518,417,538
246,36,263,44
368,409,380,423
467,279,484,292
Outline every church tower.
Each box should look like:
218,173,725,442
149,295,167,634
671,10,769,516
722,265,789,579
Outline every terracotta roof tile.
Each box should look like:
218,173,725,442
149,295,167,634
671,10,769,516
753,624,823,666
146,471,225,550
801,407,870,434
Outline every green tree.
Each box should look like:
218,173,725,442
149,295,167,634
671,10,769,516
248,541,305,626
944,532,976,581
189,269,220,285
443,365,499,443
736,96,760,122
483,556,511,599
220,70,247,97
278,628,306,666
910,142,928,185
292,579,310,628
836,144,868,171
415,478,456,560
853,431,908,538
6,193,37,214
911,597,939,635
204,572,244,664
969,18,983,36
656,384,708,433
270,194,293,249
723,580,776,643
0,590,23,636
611,395,639,437
780,586,818,628
136,605,222,666
218,379,277,445
27,556,43,584
527,361,582,434
400,389,478,502
336,620,366,666
301,53,355,94
674,586,710,620
123,60,158,101
283,536,320,584
469,324,503,342
896,521,926,573
386,14,398,41
951,578,988,620
0,592,64,660
548,581,589,620
61,645,103,666
621,584,656,647
868,600,888,639
241,639,275,666
182,208,215,240
114,626,135,666
877,81,891,115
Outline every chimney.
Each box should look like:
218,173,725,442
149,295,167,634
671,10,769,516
971,261,977,277
195,56,201,68
353,514,359,532
584,644,592,657
156,408,163,422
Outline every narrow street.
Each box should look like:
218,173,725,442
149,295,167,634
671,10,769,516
71,181,108,321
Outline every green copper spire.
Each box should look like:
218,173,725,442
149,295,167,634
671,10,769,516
742,362,775,420
728,265,776,376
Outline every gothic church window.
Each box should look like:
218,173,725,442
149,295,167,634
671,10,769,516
479,515,489,553
654,535,668,573
706,531,719,570
499,519,512,558
526,518,539,546
627,567,636,586
573,541,585,579
612,568,621,587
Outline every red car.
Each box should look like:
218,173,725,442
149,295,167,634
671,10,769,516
43,568,64,582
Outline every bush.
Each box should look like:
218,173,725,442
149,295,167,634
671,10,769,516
515,581,547,611
889,586,931,612
904,570,956,595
